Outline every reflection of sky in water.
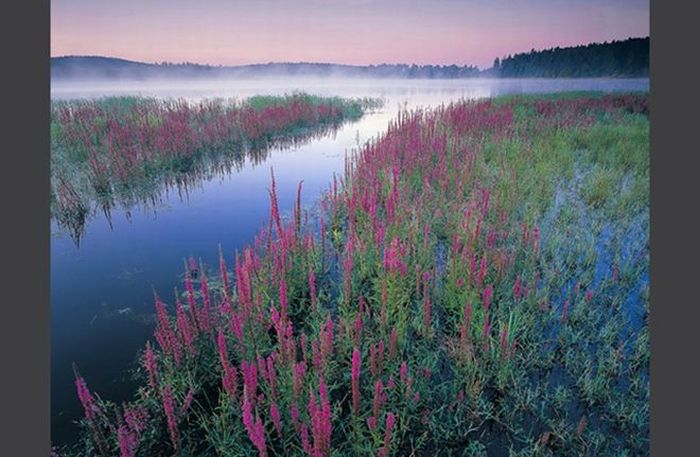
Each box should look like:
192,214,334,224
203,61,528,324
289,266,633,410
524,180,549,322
50,78,649,445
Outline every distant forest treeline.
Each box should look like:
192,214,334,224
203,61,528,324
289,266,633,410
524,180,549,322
51,57,481,79
492,37,649,78
52,37,649,80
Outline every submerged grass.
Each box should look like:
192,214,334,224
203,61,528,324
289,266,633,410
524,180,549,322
58,92,649,456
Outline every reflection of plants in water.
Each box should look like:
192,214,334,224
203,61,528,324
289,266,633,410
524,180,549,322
52,173,90,244
51,94,380,244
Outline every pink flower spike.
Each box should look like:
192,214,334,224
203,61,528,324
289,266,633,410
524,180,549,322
309,267,317,310
483,284,493,311
117,422,137,457
388,328,398,360
380,412,397,457
373,379,385,421
270,401,282,435
351,347,361,414
367,416,377,431
399,362,408,384
75,375,99,422
144,342,158,391
162,385,180,450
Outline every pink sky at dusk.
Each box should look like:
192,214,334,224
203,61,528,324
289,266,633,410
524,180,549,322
51,0,649,69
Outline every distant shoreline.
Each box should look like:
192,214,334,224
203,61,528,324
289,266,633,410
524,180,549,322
51,38,650,81
52,76,651,82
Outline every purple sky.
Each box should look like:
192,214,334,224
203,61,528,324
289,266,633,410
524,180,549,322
51,0,649,69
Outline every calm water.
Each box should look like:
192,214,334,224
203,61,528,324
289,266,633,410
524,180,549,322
50,77,649,445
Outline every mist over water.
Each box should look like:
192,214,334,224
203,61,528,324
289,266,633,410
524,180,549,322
50,77,648,446
51,76,649,102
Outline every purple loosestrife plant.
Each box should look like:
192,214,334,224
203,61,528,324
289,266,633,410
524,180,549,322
351,347,361,415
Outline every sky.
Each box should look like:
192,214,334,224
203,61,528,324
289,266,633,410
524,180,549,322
51,0,649,69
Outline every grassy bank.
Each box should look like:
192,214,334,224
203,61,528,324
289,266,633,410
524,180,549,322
51,94,379,243
60,93,649,456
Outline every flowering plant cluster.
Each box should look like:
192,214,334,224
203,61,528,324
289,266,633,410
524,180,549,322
63,93,649,456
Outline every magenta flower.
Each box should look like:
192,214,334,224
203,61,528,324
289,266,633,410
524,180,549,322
367,416,377,431
217,331,237,398
290,402,300,432
379,412,397,457
309,267,317,310
143,342,158,391
353,313,363,346
266,355,278,399
383,236,407,276
279,278,288,321
185,271,197,327
478,255,488,289
241,360,259,405
154,295,180,365
270,401,282,435
351,347,361,415
257,354,268,382
124,405,148,436
301,423,312,455
388,328,398,360
179,387,195,417
219,247,229,297
269,168,283,241
483,284,493,311
242,389,268,457
176,299,196,357
318,379,332,454
229,309,244,346
372,379,385,423
293,361,307,400
399,362,408,384
198,272,212,333
513,276,522,301
161,385,180,450
533,225,540,256
308,378,332,456
117,422,138,457
75,375,99,422
469,254,478,285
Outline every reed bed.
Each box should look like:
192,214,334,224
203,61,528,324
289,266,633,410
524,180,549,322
51,94,379,243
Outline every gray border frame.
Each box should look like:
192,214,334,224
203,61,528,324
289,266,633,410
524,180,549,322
1,0,50,455
649,0,700,455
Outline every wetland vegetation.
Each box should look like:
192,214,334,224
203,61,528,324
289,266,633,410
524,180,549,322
57,92,649,456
